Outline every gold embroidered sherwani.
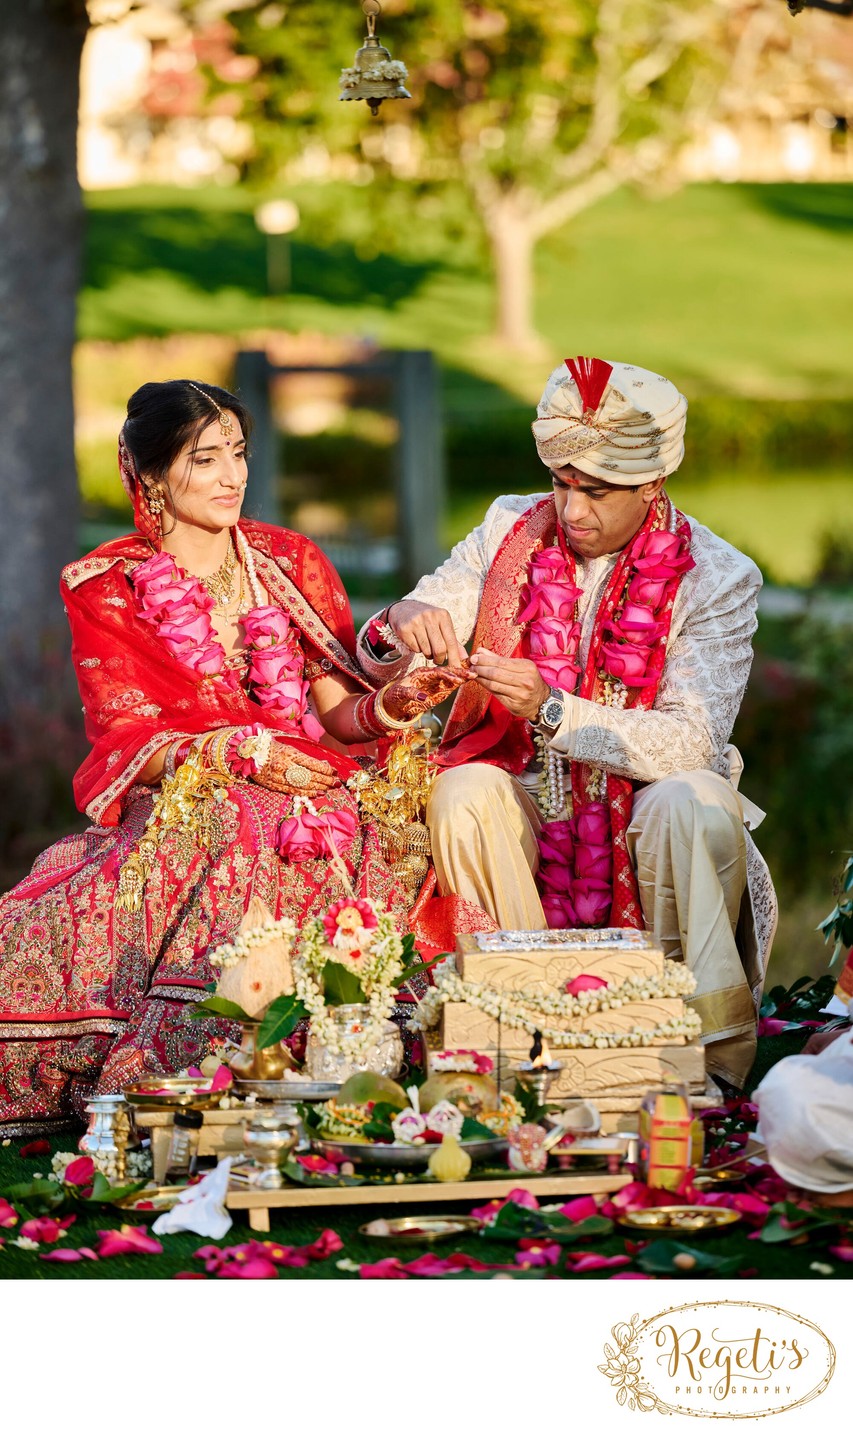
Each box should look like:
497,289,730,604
358,494,778,1087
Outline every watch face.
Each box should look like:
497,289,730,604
542,698,564,727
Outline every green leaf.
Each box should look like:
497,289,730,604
393,953,445,989
256,994,309,1049
513,1079,546,1124
488,1202,613,1245
281,1158,365,1188
321,961,367,1007
188,995,252,1023
88,1178,148,1206
637,1240,742,1276
459,1115,497,1140
361,1100,400,1141
0,1178,66,1217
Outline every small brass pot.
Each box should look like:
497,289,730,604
227,1020,298,1083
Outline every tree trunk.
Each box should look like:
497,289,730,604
0,0,87,693
485,197,544,354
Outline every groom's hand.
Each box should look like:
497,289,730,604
469,648,550,721
386,600,468,669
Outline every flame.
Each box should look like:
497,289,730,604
529,1033,553,1069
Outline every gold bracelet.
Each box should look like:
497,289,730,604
208,728,235,777
373,684,422,732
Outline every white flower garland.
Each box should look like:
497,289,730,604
208,917,296,972
293,911,404,1061
409,960,701,1049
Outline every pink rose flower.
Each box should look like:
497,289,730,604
573,877,612,926
564,975,609,997
537,861,574,895
257,677,309,717
158,614,218,649
518,581,578,624
526,616,581,657
627,573,668,609
538,820,574,866
535,655,580,690
277,806,355,863
609,603,666,645
276,812,326,862
574,804,610,847
574,842,612,882
63,1156,95,1190
242,606,292,647
248,648,301,690
542,894,578,928
600,640,657,687
184,643,227,677
633,530,695,581
0,1198,18,1228
529,547,580,589
559,1194,600,1220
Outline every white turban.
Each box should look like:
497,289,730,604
532,356,687,484
754,1032,853,1194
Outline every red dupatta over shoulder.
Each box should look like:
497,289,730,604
61,520,372,825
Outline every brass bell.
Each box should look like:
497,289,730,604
339,1,411,117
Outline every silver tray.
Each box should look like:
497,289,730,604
234,1078,342,1102
311,1134,507,1171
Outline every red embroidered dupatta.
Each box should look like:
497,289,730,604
62,520,372,825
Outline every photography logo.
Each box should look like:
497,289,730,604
598,1300,835,1418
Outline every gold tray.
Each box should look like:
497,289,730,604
617,1204,741,1233
359,1215,482,1243
123,1075,228,1110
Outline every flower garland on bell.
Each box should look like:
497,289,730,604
293,901,406,1062
520,514,695,928
207,916,296,973
408,960,700,1047
131,535,323,740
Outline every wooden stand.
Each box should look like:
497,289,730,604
225,1171,631,1233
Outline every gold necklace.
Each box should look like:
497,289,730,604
213,562,245,621
197,542,237,606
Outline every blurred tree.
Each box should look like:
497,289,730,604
0,0,88,686
220,0,784,352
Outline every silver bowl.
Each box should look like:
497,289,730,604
233,1078,342,1102
311,1134,507,1172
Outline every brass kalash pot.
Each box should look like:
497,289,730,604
339,0,411,117
227,1020,298,1083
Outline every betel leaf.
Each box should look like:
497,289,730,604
321,961,367,1007
361,1101,400,1141
188,995,252,1023
85,1174,148,1205
489,1202,613,1245
256,994,309,1049
0,1178,66,1217
636,1240,741,1276
281,1158,365,1189
394,954,446,989
459,1115,497,1141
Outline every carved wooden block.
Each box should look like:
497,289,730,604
440,998,687,1051
456,929,664,991
495,1043,706,1098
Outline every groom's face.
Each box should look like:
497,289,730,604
549,464,664,559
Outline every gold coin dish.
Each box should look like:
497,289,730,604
617,1204,741,1233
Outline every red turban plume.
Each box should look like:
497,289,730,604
565,357,612,416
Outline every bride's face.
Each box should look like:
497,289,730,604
165,413,248,531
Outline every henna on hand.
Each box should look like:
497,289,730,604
254,742,339,798
383,664,470,721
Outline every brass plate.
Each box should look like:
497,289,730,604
617,1204,741,1233
692,1168,750,1188
123,1076,227,1110
359,1215,482,1242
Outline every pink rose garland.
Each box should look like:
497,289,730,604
132,556,321,738
525,524,693,928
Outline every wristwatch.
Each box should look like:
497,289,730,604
533,686,565,735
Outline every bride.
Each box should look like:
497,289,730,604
0,379,464,1136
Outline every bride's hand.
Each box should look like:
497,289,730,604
382,663,470,722
254,742,339,798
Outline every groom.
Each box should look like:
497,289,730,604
358,356,775,1087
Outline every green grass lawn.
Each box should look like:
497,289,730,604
80,181,853,404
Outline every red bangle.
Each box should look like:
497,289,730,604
175,739,194,767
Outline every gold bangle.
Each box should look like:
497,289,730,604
373,684,422,732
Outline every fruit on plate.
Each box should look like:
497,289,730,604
419,1071,498,1117
337,1072,409,1110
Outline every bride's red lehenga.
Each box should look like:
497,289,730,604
0,519,408,1137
